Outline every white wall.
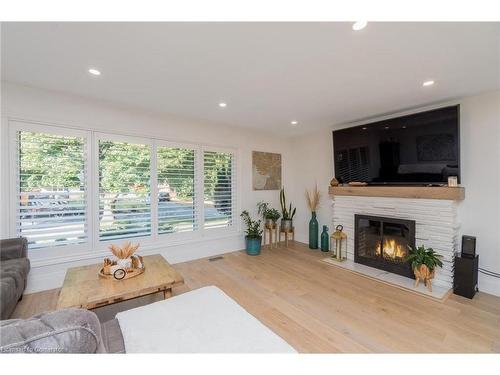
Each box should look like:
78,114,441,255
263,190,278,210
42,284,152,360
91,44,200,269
0,82,293,292
291,90,500,297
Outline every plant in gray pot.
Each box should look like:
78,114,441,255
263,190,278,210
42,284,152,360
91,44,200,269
280,187,296,232
257,201,281,229
264,208,281,229
240,210,263,256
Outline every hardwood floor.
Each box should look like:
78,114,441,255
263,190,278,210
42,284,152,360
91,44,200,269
12,242,500,353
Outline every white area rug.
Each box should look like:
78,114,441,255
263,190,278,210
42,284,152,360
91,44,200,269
116,285,297,353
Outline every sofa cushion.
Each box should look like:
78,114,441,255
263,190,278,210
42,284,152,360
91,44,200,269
0,238,28,261
0,308,105,353
1,258,30,291
0,278,18,320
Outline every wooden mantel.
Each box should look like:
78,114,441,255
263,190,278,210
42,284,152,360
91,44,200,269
329,185,465,201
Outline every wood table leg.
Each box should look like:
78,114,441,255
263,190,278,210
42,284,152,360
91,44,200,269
163,288,172,299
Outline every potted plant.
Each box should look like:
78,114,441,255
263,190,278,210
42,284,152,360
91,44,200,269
257,201,281,229
264,208,281,229
240,210,263,256
305,184,320,249
280,187,296,232
406,245,443,292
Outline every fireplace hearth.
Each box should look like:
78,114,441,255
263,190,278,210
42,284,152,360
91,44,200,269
354,214,415,279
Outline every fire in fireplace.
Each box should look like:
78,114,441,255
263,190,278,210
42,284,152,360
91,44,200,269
354,214,415,278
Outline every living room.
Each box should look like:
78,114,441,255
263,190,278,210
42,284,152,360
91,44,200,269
1,1,500,372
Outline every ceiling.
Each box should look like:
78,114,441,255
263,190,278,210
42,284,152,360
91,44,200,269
2,22,499,135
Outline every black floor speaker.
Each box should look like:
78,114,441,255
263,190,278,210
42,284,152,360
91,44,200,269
453,255,478,299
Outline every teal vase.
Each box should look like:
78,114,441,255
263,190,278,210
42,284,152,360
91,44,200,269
246,237,262,256
321,225,329,252
309,212,319,249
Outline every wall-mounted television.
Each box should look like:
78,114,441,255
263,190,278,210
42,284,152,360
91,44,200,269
332,105,460,185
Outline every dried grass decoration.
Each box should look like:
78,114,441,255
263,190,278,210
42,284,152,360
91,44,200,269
306,184,321,212
100,241,145,280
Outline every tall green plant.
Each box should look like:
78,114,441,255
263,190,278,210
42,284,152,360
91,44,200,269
406,245,443,271
240,211,263,239
280,187,296,221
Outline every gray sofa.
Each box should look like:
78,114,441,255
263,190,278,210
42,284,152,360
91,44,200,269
0,308,124,353
0,238,30,319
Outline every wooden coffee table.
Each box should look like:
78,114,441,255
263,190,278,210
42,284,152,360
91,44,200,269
57,254,184,310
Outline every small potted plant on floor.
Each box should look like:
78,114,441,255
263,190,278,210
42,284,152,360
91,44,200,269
280,187,296,231
406,245,443,292
240,210,263,256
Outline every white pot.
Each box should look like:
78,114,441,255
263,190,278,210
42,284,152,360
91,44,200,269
117,258,132,269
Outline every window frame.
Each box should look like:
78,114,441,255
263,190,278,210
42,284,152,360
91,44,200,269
9,120,93,260
7,120,239,261
93,132,155,251
201,145,238,236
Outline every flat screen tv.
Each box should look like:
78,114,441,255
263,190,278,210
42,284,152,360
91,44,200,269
333,105,460,185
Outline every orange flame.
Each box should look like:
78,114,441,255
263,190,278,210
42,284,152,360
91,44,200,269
375,239,406,260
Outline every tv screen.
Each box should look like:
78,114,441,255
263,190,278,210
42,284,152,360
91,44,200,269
332,105,460,185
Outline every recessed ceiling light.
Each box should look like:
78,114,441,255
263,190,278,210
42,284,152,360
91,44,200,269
362,127,367,130
352,21,367,31
384,126,390,130
219,102,227,108
402,126,407,129
88,68,101,76
423,80,435,87
291,121,298,125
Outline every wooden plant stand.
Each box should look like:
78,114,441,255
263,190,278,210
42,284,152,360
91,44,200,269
263,223,279,248
279,227,295,248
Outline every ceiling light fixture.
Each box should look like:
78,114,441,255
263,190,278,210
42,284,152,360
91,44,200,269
422,80,435,87
291,121,298,125
219,102,227,108
352,21,367,31
362,127,367,130
88,68,101,76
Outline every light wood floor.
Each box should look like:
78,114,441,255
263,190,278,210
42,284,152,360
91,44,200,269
13,242,500,353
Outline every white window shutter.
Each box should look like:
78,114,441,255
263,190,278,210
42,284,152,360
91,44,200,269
15,131,88,248
98,140,151,241
203,150,235,229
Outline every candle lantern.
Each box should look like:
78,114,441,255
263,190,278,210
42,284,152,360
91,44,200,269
330,224,347,261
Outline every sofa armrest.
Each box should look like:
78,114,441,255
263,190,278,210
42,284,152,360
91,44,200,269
0,238,28,261
0,308,106,353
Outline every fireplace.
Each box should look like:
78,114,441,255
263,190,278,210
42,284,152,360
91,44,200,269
354,214,415,279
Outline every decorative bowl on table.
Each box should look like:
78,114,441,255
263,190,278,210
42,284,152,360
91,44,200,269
99,242,145,280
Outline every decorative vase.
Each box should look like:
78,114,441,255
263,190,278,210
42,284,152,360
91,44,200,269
281,219,293,232
245,236,262,256
308,212,319,249
321,225,329,252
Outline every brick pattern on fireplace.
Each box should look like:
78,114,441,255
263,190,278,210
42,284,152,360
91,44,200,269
331,195,459,288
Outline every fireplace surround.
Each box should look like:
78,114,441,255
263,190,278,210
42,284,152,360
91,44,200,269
354,214,415,279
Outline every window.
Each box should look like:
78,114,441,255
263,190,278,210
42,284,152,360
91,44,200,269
15,131,87,249
98,140,151,241
157,146,196,234
10,122,238,251
203,151,235,229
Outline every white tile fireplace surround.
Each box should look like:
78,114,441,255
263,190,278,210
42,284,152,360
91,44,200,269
331,195,460,289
